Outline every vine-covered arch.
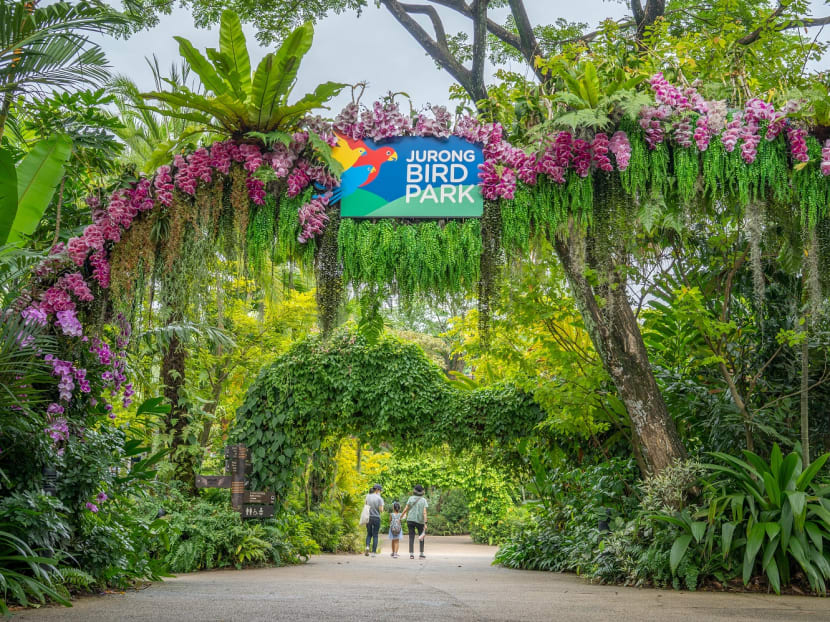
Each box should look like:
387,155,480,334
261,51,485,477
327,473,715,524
233,331,544,501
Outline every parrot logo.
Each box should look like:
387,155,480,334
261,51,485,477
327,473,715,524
329,165,375,203
324,132,398,203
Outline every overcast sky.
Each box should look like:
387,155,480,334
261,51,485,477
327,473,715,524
98,1,830,112
98,1,629,111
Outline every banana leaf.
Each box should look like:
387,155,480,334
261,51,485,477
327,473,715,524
0,148,17,245
6,135,72,246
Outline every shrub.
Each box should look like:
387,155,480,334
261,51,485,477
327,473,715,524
161,495,319,573
704,445,830,594
495,459,640,574
640,460,705,512
304,504,360,553
0,524,70,616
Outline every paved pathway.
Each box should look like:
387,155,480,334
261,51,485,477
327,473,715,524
16,536,829,621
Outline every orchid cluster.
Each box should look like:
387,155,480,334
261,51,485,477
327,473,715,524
333,99,416,142
45,413,69,455
332,99,455,143
298,194,331,243
414,105,453,138
44,354,89,402
467,120,634,201
643,73,810,166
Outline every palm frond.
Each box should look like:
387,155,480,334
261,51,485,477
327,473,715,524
135,320,237,351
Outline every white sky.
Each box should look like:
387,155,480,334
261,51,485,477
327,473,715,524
98,1,629,110
98,1,830,112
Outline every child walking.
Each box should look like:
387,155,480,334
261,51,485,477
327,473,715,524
388,502,403,558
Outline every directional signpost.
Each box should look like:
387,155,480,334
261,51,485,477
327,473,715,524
195,475,231,488
195,443,275,519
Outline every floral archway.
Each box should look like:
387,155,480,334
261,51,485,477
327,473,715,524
13,73,830,482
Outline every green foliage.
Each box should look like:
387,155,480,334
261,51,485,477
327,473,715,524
0,525,69,616
110,59,205,172
161,493,318,572
495,459,639,573
302,504,360,553
0,1,126,124
497,448,830,594
0,135,72,246
704,445,830,594
141,10,345,142
234,330,543,506
338,218,482,298
536,59,647,131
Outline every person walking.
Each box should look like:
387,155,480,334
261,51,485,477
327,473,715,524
388,502,403,558
364,484,384,557
401,484,428,559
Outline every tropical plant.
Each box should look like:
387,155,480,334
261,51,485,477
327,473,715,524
0,526,70,616
141,10,345,139
705,445,830,595
111,57,206,171
0,135,73,247
540,59,649,131
0,0,126,139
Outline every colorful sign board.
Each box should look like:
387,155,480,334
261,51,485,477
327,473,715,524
332,133,484,218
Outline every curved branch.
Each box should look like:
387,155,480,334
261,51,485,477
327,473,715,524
399,1,449,49
736,3,786,45
380,0,484,101
507,0,539,62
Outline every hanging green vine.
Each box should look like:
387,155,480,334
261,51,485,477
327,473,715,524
338,218,481,298
246,193,278,276
315,207,343,336
674,147,698,206
275,188,315,266
479,199,503,345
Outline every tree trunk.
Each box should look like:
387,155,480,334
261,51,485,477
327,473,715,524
198,373,225,447
199,275,226,447
161,329,196,491
553,223,686,474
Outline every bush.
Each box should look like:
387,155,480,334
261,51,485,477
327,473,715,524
160,492,319,573
496,448,830,595
0,492,71,555
684,446,828,594
304,504,361,553
495,459,639,573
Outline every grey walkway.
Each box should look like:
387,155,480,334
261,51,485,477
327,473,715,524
16,536,829,621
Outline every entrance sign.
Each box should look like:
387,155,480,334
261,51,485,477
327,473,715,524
244,491,276,505
335,134,484,218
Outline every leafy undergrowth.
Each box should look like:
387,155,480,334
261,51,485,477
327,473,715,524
495,448,830,595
